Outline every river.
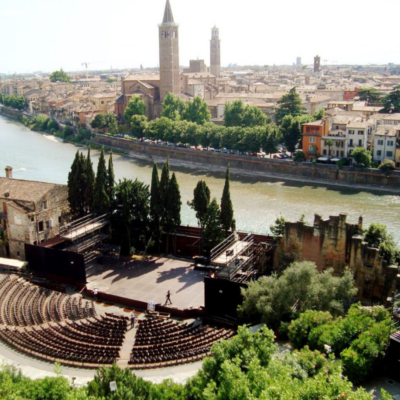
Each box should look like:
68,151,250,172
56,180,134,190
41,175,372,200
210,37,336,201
1,114,400,244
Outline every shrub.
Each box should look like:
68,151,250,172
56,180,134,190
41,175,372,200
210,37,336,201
288,310,333,349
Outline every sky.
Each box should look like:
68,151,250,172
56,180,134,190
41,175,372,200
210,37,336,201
1,0,400,74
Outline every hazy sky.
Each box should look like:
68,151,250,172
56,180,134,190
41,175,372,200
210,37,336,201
1,0,399,74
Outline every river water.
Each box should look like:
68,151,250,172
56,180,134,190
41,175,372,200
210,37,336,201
1,114,400,244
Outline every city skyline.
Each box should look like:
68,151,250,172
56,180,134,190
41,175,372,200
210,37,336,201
1,0,400,74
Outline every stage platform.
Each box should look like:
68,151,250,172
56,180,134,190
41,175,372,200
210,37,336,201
85,257,205,310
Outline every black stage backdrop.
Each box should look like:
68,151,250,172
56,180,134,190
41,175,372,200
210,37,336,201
25,244,86,285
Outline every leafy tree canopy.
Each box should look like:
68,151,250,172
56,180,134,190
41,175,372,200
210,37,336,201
240,261,357,328
358,87,382,104
182,96,211,125
275,87,306,124
124,95,146,123
351,147,372,168
161,92,186,120
224,99,268,127
49,69,71,83
381,85,400,113
90,113,118,134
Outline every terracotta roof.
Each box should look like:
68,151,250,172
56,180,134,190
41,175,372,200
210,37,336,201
0,177,66,203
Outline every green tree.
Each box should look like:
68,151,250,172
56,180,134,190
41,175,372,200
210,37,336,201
90,113,118,134
224,100,245,127
202,198,224,254
93,148,110,214
165,173,182,253
224,99,267,127
326,138,334,157
364,222,399,265
379,159,395,173
288,310,333,349
129,115,148,137
84,147,95,212
188,180,211,228
67,151,86,217
112,179,150,256
220,165,235,235
62,126,74,139
358,88,382,104
351,147,372,167
159,159,170,235
270,215,286,236
293,151,306,162
313,108,325,120
150,164,162,252
106,151,115,207
49,69,71,83
182,96,211,125
124,94,146,123
32,114,50,131
240,261,357,328
381,85,400,113
161,92,185,120
280,115,302,153
275,87,306,124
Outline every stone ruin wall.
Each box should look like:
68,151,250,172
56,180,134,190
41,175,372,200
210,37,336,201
274,213,398,301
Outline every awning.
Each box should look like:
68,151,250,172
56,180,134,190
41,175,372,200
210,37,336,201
0,257,28,270
331,158,341,162
318,157,329,161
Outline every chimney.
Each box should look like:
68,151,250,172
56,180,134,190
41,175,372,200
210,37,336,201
5,166,13,179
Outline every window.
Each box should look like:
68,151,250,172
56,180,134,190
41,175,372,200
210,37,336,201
101,101,104,104
309,137,316,143
377,140,384,145
31,217,34,222
42,201,47,210
323,149,327,155
387,140,394,146
358,130,363,135
349,130,355,134
58,216,62,224
46,221,50,229
38,221,44,232
387,151,393,157
358,139,362,146
377,150,382,156
341,151,344,157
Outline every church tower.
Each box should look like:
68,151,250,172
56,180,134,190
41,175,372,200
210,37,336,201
159,0,180,101
210,26,221,77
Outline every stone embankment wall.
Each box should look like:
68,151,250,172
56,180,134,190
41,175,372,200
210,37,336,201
274,213,398,301
92,134,400,190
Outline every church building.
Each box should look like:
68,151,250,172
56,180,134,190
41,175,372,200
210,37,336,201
115,0,218,122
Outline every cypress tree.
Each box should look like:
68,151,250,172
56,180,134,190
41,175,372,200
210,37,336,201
159,159,170,231
106,151,115,208
166,172,182,253
220,165,235,235
150,163,162,251
203,198,224,255
85,147,95,213
93,147,110,214
188,180,210,228
77,152,87,217
67,151,80,217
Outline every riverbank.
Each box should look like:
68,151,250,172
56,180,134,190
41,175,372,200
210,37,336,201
2,104,399,194
92,134,400,195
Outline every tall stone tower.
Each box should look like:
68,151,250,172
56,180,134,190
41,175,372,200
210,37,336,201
159,0,180,101
210,26,221,77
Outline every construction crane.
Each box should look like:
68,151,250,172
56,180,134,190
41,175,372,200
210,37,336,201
81,62,91,79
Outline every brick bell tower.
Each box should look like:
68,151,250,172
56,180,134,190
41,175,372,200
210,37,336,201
210,26,221,78
159,0,180,101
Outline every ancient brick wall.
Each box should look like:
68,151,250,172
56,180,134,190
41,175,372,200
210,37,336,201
274,213,397,301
